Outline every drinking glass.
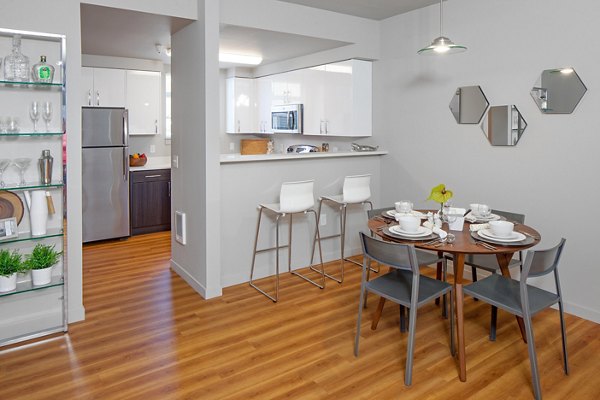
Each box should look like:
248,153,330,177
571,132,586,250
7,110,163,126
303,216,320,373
0,159,10,187
13,157,31,186
30,101,40,132
478,204,491,218
42,101,52,132
6,117,19,133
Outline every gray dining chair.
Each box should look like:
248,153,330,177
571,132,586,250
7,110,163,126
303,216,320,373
463,238,568,400
354,232,454,386
445,209,525,339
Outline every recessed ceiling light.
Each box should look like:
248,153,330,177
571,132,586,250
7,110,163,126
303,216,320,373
219,53,263,65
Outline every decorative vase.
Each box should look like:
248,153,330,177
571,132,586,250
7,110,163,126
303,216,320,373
31,266,52,286
0,273,17,292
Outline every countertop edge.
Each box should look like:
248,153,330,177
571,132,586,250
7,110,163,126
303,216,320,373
220,151,388,164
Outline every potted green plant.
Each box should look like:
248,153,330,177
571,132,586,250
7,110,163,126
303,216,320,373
24,244,62,286
0,249,24,292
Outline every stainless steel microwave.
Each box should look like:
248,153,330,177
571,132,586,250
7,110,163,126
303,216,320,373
271,104,303,134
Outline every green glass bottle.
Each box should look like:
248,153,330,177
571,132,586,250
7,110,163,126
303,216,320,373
32,55,55,83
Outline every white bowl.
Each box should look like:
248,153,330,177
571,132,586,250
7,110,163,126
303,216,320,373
397,215,420,233
488,220,514,237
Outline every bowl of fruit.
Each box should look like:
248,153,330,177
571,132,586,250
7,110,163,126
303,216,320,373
129,153,147,167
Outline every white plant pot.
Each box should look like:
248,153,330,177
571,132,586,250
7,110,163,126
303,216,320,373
31,266,53,286
0,273,17,292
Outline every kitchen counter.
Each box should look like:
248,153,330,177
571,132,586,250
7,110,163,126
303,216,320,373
129,156,171,171
220,150,387,164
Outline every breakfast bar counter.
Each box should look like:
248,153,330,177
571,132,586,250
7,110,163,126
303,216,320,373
220,150,388,164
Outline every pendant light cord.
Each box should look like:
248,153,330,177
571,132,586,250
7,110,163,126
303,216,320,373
439,0,444,37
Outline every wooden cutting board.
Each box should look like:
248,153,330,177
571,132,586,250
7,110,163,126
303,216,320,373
241,139,269,155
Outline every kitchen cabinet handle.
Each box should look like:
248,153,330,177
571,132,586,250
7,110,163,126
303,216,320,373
155,120,158,134
168,181,171,197
237,120,240,133
123,148,129,181
88,89,91,106
325,121,329,134
145,174,161,178
96,90,100,106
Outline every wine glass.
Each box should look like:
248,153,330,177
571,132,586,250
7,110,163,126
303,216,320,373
13,157,31,186
29,101,40,132
42,101,52,132
0,159,10,187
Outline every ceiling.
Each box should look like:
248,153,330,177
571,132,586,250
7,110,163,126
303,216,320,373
219,25,350,67
80,1,439,68
277,0,440,20
80,4,194,63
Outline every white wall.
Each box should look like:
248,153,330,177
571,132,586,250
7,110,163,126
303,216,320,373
375,0,600,322
170,0,222,298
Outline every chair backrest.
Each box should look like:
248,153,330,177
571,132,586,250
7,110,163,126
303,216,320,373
343,174,371,203
521,238,566,280
279,180,315,213
359,232,419,274
492,209,525,224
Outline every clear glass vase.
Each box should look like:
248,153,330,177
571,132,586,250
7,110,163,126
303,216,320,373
3,35,30,82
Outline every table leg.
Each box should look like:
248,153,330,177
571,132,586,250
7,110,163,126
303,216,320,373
496,253,527,343
371,297,386,330
453,252,467,382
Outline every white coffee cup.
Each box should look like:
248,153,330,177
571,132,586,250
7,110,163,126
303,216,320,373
470,203,490,217
488,221,514,237
398,215,420,233
395,200,413,214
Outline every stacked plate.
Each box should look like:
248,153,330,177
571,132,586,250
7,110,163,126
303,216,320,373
477,229,525,242
466,212,502,223
384,210,427,219
385,225,436,241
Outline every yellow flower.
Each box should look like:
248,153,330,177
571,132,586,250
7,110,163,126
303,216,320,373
427,184,453,204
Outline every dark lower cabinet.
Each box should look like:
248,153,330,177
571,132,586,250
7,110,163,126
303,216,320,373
130,169,171,235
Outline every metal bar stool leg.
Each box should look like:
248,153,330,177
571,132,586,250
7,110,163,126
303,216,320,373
291,210,325,289
249,208,279,302
309,198,323,266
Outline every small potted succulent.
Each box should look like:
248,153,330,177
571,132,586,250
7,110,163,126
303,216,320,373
24,244,62,286
0,249,24,292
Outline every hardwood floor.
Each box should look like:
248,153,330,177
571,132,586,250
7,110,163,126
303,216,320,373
1,231,599,399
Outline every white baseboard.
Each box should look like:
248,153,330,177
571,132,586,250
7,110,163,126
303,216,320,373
68,304,85,323
170,259,222,299
562,301,600,324
0,308,63,343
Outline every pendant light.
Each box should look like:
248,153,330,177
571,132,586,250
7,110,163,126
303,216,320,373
418,0,466,55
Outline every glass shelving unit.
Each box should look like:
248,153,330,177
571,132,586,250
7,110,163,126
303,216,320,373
0,27,67,347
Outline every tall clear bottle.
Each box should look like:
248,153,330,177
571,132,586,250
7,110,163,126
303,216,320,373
3,35,30,82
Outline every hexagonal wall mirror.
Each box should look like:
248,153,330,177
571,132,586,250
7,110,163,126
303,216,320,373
449,85,489,124
530,67,587,114
481,105,527,146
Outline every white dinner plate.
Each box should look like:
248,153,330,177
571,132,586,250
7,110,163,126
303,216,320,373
386,210,427,219
468,213,501,222
390,225,432,237
478,229,526,242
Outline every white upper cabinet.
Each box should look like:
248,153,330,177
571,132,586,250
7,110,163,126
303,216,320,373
271,69,304,106
255,75,273,133
126,70,161,135
302,60,372,137
81,67,126,107
226,77,257,134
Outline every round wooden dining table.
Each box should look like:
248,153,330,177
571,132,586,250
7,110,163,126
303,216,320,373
368,213,541,382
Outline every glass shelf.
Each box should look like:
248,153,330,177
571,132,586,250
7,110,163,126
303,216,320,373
0,132,63,137
0,276,63,298
0,228,63,245
0,182,64,191
0,80,63,88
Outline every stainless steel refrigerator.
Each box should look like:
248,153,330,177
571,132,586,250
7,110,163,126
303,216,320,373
82,107,130,243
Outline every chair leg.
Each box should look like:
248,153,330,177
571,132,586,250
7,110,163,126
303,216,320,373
399,305,407,333
354,266,369,357
249,207,279,302
523,313,542,400
404,304,418,386
489,306,498,341
471,266,479,302
558,299,569,374
450,288,455,356
435,260,442,306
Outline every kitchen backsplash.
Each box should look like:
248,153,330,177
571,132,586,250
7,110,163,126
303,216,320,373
129,135,171,157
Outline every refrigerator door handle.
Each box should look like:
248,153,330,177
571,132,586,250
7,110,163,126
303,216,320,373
123,109,129,146
123,147,129,182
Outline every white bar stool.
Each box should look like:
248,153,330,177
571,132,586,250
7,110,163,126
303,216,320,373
310,174,373,283
249,180,325,302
